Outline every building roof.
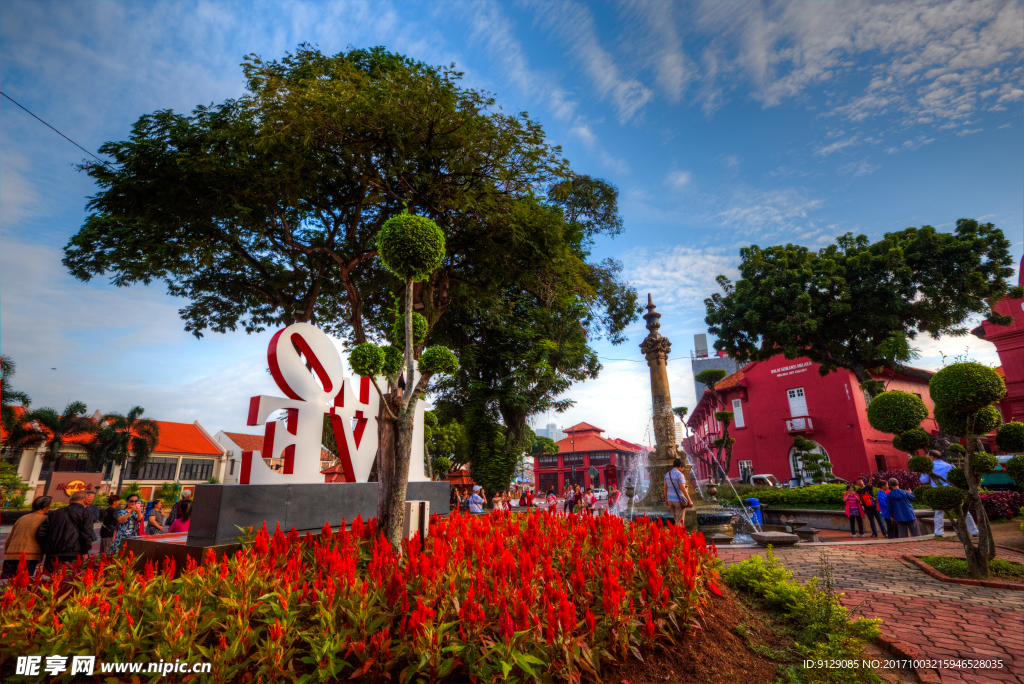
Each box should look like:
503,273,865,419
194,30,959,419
151,421,222,455
556,432,634,454
994,366,1005,378
564,422,604,434
715,367,747,390
611,437,643,452
222,431,264,453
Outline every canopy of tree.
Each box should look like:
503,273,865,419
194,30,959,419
704,220,1016,395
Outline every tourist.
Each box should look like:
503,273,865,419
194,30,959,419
449,487,460,512
1,496,51,579
168,500,192,533
99,495,120,555
886,479,920,537
921,450,978,538
876,481,895,539
459,488,471,513
572,485,583,514
855,478,885,538
165,490,192,527
584,487,596,516
146,502,168,535
843,484,865,537
546,489,558,513
664,458,692,525
111,494,145,555
36,491,96,571
468,485,486,514
526,488,534,509
83,491,101,524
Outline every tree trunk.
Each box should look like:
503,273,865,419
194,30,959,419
375,396,400,545
958,416,992,578
116,458,126,495
377,401,415,550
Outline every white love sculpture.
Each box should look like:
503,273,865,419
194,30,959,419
240,322,428,485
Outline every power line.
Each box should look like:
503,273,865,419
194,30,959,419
598,356,690,363
1,90,108,165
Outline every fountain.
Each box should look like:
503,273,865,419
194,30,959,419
626,294,735,538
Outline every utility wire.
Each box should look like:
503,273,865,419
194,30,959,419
1,90,108,165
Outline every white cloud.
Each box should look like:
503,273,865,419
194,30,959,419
814,136,859,156
568,123,630,174
956,128,983,137
0,152,40,226
885,134,936,154
533,1,654,122
665,170,692,189
712,187,825,238
837,158,879,177
623,246,739,311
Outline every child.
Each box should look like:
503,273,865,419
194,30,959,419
843,484,865,537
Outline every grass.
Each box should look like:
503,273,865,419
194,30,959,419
920,555,1024,579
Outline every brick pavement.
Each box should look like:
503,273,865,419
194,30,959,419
718,539,1024,684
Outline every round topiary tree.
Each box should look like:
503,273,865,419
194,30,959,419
907,454,933,476
927,361,1007,579
946,467,968,491
376,214,446,283
995,421,1024,454
1004,454,1024,485
867,390,929,435
892,427,931,454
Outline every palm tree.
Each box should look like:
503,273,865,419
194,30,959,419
1,354,31,423
94,407,160,494
27,401,98,472
1,407,45,464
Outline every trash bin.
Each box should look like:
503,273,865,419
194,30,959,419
744,497,763,525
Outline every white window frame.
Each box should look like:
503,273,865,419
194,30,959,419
731,398,745,428
787,387,808,417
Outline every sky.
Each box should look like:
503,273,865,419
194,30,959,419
1,0,1022,445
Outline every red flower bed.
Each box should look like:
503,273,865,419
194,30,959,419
0,511,720,682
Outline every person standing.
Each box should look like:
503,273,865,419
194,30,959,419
876,481,894,539
921,450,979,538
165,490,191,527
855,478,885,538
83,491,101,525
1,496,52,579
468,485,486,514
885,479,920,537
36,492,96,571
111,494,145,555
525,488,534,510
146,502,167,535
843,484,865,537
168,500,192,533
663,458,692,525
99,495,121,555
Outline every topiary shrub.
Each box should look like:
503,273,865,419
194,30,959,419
867,390,929,434
381,345,403,376
390,312,429,346
934,404,1002,438
349,342,385,377
1004,454,1024,485
893,428,931,453
695,368,728,388
913,485,933,503
929,362,1006,414
713,410,735,423
907,455,933,475
946,467,968,491
947,443,966,455
968,451,999,475
996,421,1024,454
926,486,968,511
376,214,446,282
418,346,459,375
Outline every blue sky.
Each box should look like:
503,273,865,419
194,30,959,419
2,0,1021,444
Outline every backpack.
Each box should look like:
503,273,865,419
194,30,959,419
860,492,875,509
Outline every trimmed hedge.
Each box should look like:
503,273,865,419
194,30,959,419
721,484,847,507
867,390,928,435
929,362,1006,414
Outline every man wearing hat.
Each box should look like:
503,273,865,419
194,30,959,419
664,458,692,524
468,485,486,514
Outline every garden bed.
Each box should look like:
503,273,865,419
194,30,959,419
903,554,1024,590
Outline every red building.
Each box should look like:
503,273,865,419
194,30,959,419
685,356,941,484
971,256,1023,423
534,422,639,495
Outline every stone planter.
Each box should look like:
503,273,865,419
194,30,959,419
762,507,936,534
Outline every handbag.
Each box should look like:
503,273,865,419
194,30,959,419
669,470,692,508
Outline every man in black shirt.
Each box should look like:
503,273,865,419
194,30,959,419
36,491,97,570
100,495,121,555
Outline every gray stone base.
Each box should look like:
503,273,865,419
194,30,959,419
751,530,800,547
189,481,450,544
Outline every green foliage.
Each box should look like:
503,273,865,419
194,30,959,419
381,346,403,377
695,368,727,389
1,354,31,423
947,443,966,455
907,455,933,474
376,214,446,283
430,456,452,479
934,403,1002,437
721,484,848,507
924,486,967,511
892,428,931,454
0,461,28,509
912,485,932,502
867,390,928,435
157,481,182,505
929,362,1006,415
530,435,560,456
705,221,1015,395
349,343,385,378
418,346,459,376
1004,455,1024,485
969,451,999,475
791,439,833,484
713,437,736,449
921,555,1024,580
996,422,1024,454
713,410,735,423
725,550,881,684
672,406,688,422
390,312,428,347
423,411,439,428
946,468,968,491
121,481,143,500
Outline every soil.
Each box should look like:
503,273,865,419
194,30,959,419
599,586,920,684
988,518,1024,551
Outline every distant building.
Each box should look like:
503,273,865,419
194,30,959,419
534,422,565,442
533,422,638,495
691,333,740,404
674,421,684,445
214,430,338,485
970,256,1023,423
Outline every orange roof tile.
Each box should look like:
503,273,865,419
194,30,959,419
223,431,264,453
994,366,1005,378
715,368,746,390
564,422,604,434
557,433,633,453
152,421,221,455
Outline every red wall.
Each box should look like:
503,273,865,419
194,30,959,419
688,355,938,483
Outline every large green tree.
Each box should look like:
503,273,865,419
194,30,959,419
1,355,31,424
704,221,1017,395
93,407,160,495
25,401,98,473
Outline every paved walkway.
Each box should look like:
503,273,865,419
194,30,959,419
718,539,1024,684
